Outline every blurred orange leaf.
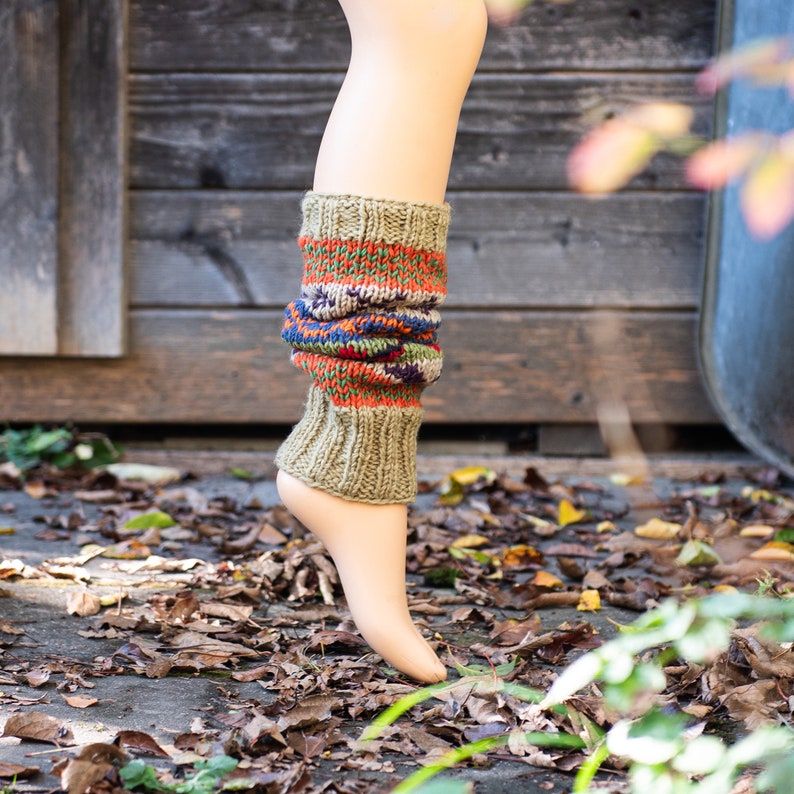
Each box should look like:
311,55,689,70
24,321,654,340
622,102,694,137
484,0,573,26
532,570,564,588
568,103,693,194
501,544,544,567
740,141,794,239
749,541,794,561
23,482,49,500
484,0,530,26
686,133,766,189
568,121,658,194
696,37,792,95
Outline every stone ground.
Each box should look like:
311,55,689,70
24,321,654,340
0,450,772,793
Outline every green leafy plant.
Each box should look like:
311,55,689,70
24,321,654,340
362,674,590,794
365,593,794,793
0,425,121,472
0,777,17,794
120,755,239,794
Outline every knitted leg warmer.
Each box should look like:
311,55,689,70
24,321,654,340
275,192,450,504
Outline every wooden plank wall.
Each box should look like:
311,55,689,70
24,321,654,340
0,0,60,355
58,0,129,357
2,0,721,427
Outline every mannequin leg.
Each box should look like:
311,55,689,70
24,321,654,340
277,0,487,683
314,0,489,204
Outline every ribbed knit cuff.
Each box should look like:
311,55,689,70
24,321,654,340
300,192,450,254
275,387,423,504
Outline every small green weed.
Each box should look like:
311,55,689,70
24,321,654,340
366,592,794,794
755,569,794,598
0,425,121,473
120,755,239,794
0,777,17,794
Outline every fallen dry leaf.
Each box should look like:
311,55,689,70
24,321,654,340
739,524,776,538
232,664,272,682
0,761,39,779
451,533,491,549
597,520,618,533
749,541,794,561
2,711,75,745
635,517,683,539
25,667,51,687
66,590,102,617
532,570,564,588
102,462,182,484
558,499,586,527
544,543,598,558
0,558,26,579
201,601,255,622
276,694,342,731
101,540,152,560
501,544,544,567
24,481,50,499
58,758,116,794
115,730,171,758
577,590,601,612
62,694,99,709
56,742,128,794
74,489,123,503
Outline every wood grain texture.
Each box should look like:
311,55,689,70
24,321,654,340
0,0,59,355
128,73,712,191
128,0,715,72
58,0,128,356
129,190,706,309
0,309,717,424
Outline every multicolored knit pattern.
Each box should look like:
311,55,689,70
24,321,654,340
281,193,449,410
275,192,450,504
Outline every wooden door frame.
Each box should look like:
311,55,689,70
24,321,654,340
0,0,128,357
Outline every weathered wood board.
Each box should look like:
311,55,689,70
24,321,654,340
129,191,705,309
1,0,720,428
1,310,715,424
129,73,711,191
129,0,714,72
0,0,59,355
58,0,128,356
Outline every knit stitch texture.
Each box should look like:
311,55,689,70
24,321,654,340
276,192,450,503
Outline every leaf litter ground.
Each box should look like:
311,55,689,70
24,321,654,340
0,459,792,793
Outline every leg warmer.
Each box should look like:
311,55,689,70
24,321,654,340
275,192,450,504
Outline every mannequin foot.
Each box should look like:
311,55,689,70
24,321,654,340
276,470,447,683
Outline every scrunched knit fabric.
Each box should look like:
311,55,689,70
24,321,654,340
275,192,450,504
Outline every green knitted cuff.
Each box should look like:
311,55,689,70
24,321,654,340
275,387,423,504
300,192,450,253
